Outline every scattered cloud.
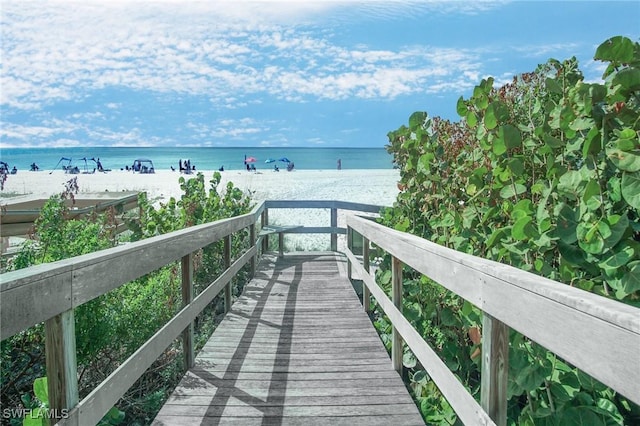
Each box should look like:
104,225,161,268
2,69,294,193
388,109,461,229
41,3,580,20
1,1,633,148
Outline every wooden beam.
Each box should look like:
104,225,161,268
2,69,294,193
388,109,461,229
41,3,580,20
347,227,353,279
391,256,403,374
363,237,371,313
249,223,256,277
346,214,640,404
181,254,194,369
45,310,79,422
330,208,338,251
224,235,232,313
344,249,495,425
261,209,269,252
481,313,509,426
61,247,257,426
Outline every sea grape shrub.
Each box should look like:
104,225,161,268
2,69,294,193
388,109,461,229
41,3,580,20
379,36,640,424
129,171,253,295
3,172,254,424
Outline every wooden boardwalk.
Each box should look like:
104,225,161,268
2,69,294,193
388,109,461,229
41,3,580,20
153,252,424,426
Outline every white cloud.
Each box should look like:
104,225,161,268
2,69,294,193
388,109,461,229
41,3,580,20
1,0,494,112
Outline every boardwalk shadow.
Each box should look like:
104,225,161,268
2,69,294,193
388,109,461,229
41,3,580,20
194,254,307,425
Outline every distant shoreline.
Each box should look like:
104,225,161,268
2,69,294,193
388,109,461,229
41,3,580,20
1,169,400,252
1,168,400,204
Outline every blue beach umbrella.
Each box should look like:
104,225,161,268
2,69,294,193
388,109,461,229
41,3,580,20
279,157,290,163
265,158,276,163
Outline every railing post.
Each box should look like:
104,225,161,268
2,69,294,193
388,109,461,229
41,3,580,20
249,223,256,277
347,226,353,279
391,255,403,374
481,312,509,426
224,235,232,312
45,310,79,423
362,237,371,313
278,231,285,258
181,253,194,369
261,208,269,253
330,207,337,251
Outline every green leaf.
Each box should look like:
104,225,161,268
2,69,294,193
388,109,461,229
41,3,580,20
466,110,478,127
582,179,602,211
486,228,507,249
613,67,640,91
558,170,586,196
409,111,428,129
599,243,634,270
512,216,536,240
23,410,46,426
604,214,629,248
546,77,563,94
440,307,457,326
511,199,534,220
379,269,392,285
500,124,522,149
33,377,48,405
417,153,434,174
456,96,467,116
570,117,595,131
621,263,640,294
621,172,640,209
607,148,640,172
484,104,498,129
508,158,524,176
559,242,587,266
544,134,564,148
403,351,417,368
493,136,506,155
558,406,607,426
577,221,606,254
594,36,634,63
500,183,527,199
515,363,546,392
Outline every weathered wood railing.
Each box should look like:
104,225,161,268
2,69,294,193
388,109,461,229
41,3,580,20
345,215,640,426
0,199,381,425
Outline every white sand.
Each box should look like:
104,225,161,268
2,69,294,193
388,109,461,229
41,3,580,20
2,169,400,251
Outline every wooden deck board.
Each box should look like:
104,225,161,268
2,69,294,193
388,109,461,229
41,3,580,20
153,253,424,425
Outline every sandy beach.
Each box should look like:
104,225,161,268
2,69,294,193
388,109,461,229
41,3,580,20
2,169,400,251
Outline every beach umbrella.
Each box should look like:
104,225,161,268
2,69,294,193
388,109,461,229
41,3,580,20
265,158,276,163
245,156,257,163
279,157,290,163
50,157,72,174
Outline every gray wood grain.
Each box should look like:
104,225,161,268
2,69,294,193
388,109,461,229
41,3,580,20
346,214,640,407
153,253,424,425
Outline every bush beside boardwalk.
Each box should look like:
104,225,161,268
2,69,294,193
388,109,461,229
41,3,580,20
377,36,639,424
1,173,254,425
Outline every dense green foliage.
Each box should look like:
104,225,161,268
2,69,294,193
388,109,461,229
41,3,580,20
1,172,253,425
377,36,639,424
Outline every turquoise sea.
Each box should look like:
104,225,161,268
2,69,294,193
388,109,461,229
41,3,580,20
0,147,394,172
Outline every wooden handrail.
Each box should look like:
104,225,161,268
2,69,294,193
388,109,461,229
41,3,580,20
346,214,640,426
0,199,384,425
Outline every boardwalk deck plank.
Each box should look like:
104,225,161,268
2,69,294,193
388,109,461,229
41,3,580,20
153,253,424,425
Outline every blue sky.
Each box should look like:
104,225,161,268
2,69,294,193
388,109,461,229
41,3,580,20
1,1,638,149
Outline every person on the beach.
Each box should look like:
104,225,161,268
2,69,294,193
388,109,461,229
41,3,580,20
97,158,104,172
337,159,341,170
11,166,17,174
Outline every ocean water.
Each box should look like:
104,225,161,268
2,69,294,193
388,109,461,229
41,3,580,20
0,147,395,172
